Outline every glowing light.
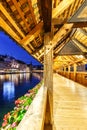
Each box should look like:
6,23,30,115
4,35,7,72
3,82,15,101
76,55,84,59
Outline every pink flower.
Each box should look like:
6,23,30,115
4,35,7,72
25,105,29,110
25,93,30,97
11,122,17,128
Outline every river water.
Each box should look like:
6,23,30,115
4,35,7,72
0,72,43,126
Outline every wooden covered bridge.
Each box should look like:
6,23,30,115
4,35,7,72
0,0,87,129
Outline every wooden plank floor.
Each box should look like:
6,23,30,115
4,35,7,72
53,73,87,130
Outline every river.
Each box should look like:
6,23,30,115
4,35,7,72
0,72,43,126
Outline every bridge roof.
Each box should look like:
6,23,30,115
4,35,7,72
0,0,87,69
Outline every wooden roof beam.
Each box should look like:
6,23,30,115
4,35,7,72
62,55,86,65
52,18,65,25
52,0,75,18
77,28,87,36
40,0,52,32
53,0,58,8
38,24,73,59
52,21,87,28
0,3,25,38
73,22,87,28
12,0,30,32
23,45,32,54
0,17,20,42
73,38,87,50
69,57,86,65
68,0,87,27
27,0,37,24
0,18,33,54
52,0,86,27
54,56,86,67
20,22,43,45
52,24,73,49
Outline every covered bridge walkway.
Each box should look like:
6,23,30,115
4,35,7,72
53,73,87,130
17,73,87,130
0,0,87,129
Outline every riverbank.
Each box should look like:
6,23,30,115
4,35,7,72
0,70,43,75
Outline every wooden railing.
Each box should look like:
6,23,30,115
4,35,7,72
17,85,47,130
58,71,87,86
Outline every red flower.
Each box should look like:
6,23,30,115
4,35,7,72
3,112,10,121
2,121,7,127
15,99,22,105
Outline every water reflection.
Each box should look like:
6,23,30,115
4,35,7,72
0,73,43,85
3,82,15,101
0,72,43,126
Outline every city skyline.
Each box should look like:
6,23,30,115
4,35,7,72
0,31,41,65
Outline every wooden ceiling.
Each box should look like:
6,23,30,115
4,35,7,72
0,0,87,69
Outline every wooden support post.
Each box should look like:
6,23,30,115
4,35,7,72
68,66,70,79
44,33,53,127
64,66,66,76
74,64,77,81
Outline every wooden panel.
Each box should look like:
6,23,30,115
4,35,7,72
68,72,74,80
58,71,87,86
76,72,87,86
65,72,69,78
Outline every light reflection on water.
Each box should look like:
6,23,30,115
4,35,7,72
0,72,43,126
3,82,15,102
0,73,31,85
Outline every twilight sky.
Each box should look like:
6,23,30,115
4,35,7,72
0,31,41,65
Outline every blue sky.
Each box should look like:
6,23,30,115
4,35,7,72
0,31,41,65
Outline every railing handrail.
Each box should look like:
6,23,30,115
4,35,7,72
17,85,47,130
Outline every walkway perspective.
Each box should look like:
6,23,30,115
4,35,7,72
53,73,87,130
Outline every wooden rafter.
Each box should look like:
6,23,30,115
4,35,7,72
52,18,65,25
51,24,73,49
53,0,57,8
78,28,87,36
53,22,87,28
52,0,75,18
68,0,87,23
73,38,87,50
12,0,30,32
38,23,73,60
73,22,87,28
0,17,20,42
52,0,85,27
27,0,37,24
54,55,86,67
23,45,32,54
57,40,83,56
40,0,52,32
0,3,25,38
20,22,43,45
0,0,87,69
